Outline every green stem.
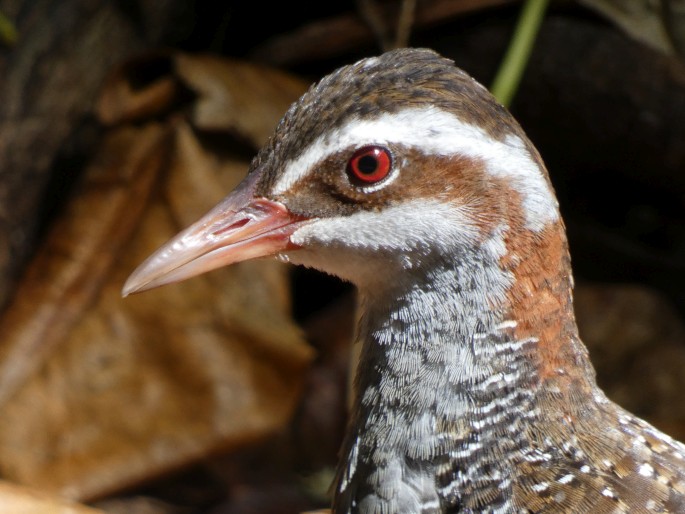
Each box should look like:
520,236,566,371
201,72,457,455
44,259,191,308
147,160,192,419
0,11,17,46
490,0,549,108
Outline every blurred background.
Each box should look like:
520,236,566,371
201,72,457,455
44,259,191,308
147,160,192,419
0,0,684,512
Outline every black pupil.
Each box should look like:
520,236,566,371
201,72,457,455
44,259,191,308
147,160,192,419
357,154,378,174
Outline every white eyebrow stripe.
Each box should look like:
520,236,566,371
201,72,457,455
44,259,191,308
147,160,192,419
272,105,558,231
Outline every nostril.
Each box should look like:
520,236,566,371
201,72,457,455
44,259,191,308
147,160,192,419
213,217,250,236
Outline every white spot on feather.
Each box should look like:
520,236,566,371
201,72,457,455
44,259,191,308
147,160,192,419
361,56,379,69
532,482,549,492
638,462,654,477
557,473,575,484
340,436,360,492
601,487,617,499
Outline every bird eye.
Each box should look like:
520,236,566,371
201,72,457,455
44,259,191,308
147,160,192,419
347,146,392,185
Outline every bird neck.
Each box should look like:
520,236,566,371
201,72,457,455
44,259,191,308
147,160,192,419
335,223,600,510
351,222,596,411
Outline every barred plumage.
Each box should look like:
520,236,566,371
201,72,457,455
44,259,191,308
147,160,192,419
124,48,685,513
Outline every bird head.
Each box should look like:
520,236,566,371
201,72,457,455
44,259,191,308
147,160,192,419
123,48,562,298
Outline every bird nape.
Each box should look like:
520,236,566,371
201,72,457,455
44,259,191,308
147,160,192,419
123,48,685,513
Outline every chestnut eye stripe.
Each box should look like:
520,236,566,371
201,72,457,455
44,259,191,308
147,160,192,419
272,106,557,232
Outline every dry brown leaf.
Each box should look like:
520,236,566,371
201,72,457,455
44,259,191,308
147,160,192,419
0,55,315,501
97,54,179,126
0,124,170,407
174,53,308,147
0,480,103,514
96,52,308,147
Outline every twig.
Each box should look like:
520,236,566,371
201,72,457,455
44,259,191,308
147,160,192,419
250,0,518,66
395,0,418,48
357,0,393,50
358,0,418,51
490,0,549,107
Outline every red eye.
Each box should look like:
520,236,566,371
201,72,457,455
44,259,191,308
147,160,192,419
347,146,392,184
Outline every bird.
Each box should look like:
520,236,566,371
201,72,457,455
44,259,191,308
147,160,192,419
123,48,685,513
